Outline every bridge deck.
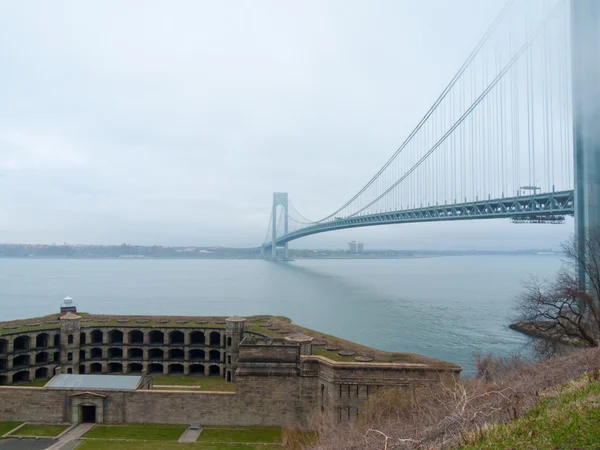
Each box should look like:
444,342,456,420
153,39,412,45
264,190,574,249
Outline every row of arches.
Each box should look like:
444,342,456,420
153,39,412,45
0,352,61,370
79,362,221,376
0,334,61,353
0,361,224,385
1,348,226,373
83,330,223,346
84,348,222,361
0,329,228,356
0,367,52,386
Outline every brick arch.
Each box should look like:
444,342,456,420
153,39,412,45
209,331,221,346
108,362,123,373
128,330,144,344
0,338,7,354
13,335,30,352
209,350,221,362
108,348,123,358
149,331,164,344
108,330,123,344
12,370,30,384
148,363,163,374
168,348,184,361
128,362,144,374
35,333,49,348
127,348,143,359
35,351,50,364
89,362,102,373
190,364,205,375
35,367,49,379
169,330,184,345
189,349,205,361
13,354,30,368
168,363,184,374
90,330,103,344
149,348,164,360
208,365,220,376
190,331,205,345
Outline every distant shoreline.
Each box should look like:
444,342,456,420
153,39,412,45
0,253,559,260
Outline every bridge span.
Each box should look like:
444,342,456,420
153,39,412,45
263,0,600,287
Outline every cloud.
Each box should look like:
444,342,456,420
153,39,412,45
0,126,87,171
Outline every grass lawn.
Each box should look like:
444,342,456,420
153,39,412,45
83,423,186,441
17,379,50,387
0,422,23,436
311,346,356,362
12,424,69,437
199,427,281,443
462,379,600,449
152,375,236,392
78,441,279,449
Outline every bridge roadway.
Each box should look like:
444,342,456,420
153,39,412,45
263,190,574,251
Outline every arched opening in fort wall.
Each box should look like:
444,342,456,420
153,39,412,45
190,331,204,345
149,331,164,345
108,330,123,344
36,333,49,348
129,330,144,344
190,364,205,376
13,336,30,352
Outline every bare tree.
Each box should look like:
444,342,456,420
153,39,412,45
516,227,600,350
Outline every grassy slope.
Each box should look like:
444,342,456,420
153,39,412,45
462,379,600,450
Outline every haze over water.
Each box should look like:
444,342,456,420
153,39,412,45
0,255,562,375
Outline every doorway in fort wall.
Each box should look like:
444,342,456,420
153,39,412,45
70,392,105,423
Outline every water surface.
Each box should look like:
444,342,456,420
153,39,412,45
0,255,562,375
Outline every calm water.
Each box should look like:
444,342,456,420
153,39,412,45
0,255,563,375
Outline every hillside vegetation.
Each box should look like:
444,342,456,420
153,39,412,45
299,347,600,450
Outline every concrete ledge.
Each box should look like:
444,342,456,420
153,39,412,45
302,355,462,372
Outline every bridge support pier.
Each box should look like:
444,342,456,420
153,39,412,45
271,192,289,260
571,0,600,289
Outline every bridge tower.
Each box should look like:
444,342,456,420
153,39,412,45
271,192,289,259
571,0,600,287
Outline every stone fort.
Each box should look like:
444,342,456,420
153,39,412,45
0,302,461,426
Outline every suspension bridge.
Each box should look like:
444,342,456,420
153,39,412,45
263,0,600,272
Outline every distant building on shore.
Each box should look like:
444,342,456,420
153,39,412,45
348,241,364,253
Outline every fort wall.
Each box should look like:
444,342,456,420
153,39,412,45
0,312,461,426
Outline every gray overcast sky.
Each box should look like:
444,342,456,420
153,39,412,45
0,0,573,250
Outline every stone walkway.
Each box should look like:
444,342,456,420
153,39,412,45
178,428,201,443
46,424,94,450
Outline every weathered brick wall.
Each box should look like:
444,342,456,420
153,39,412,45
121,391,239,425
0,387,68,422
0,385,307,427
